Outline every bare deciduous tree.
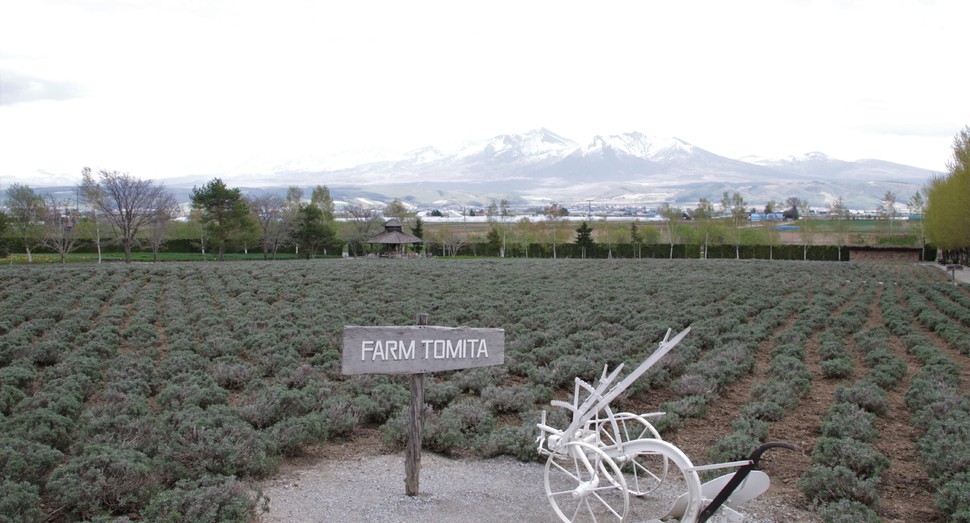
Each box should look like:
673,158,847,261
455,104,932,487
798,200,814,260
543,202,567,258
80,168,175,264
829,196,850,261
436,225,469,257
248,194,292,260
721,191,747,259
39,195,82,264
286,186,304,207
344,205,382,256
384,198,411,222
882,190,898,234
146,193,181,262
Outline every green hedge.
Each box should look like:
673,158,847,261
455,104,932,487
0,238,270,256
424,241,849,261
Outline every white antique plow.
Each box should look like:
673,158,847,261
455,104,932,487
536,327,794,523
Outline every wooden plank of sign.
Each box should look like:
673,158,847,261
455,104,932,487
342,325,505,375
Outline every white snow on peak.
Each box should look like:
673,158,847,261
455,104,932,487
582,132,695,160
494,128,575,154
737,154,777,165
453,128,577,160
739,151,835,166
403,146,448,165
792,151,832,162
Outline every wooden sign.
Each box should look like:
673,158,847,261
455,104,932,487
342,316,505,496
342,325,505,375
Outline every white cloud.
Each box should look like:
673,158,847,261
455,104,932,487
1,0,968,186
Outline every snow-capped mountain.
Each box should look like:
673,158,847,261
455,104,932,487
581,132,694,161
458,128,577,161
439,128,578,175
239,128,939,209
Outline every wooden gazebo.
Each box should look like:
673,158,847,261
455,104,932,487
366,219,423,256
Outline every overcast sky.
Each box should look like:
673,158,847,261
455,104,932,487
2,0,968,186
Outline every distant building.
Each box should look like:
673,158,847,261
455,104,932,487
749,213,785,222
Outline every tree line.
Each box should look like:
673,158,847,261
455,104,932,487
0,170,348,264
473,193,900,263
925,126,970,264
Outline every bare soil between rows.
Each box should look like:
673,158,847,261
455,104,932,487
258,270,970,523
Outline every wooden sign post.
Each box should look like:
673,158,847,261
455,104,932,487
342,314,504,496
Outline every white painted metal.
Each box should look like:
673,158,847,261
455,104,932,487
591,411,668,496
663,471,770,522
624,439,704,522
544,441,629,523
536,326,779,523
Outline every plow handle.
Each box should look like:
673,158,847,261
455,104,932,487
698,441,796,523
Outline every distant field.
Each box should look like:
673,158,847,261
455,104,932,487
0,258,967,521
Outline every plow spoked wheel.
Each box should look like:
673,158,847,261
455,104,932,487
544,441,629,523
597,412,668,496
628,439,704,522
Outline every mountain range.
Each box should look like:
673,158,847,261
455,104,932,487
212,128,935,211
25,128,941,212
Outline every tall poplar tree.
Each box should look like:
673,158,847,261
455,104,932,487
658,203,682,259
720,191,747,259
4,183,42,263
925,126,970,258
693,198,715,259
311,185,335,222
543,202,567,258
909,191,927,260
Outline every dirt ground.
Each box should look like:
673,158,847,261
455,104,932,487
259,429,821,523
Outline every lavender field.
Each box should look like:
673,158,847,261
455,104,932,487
1,258,968,521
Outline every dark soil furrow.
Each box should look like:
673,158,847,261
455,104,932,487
870,284,938,522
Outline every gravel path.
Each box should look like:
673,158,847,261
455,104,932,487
259,450,821,523
261,453,554,523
